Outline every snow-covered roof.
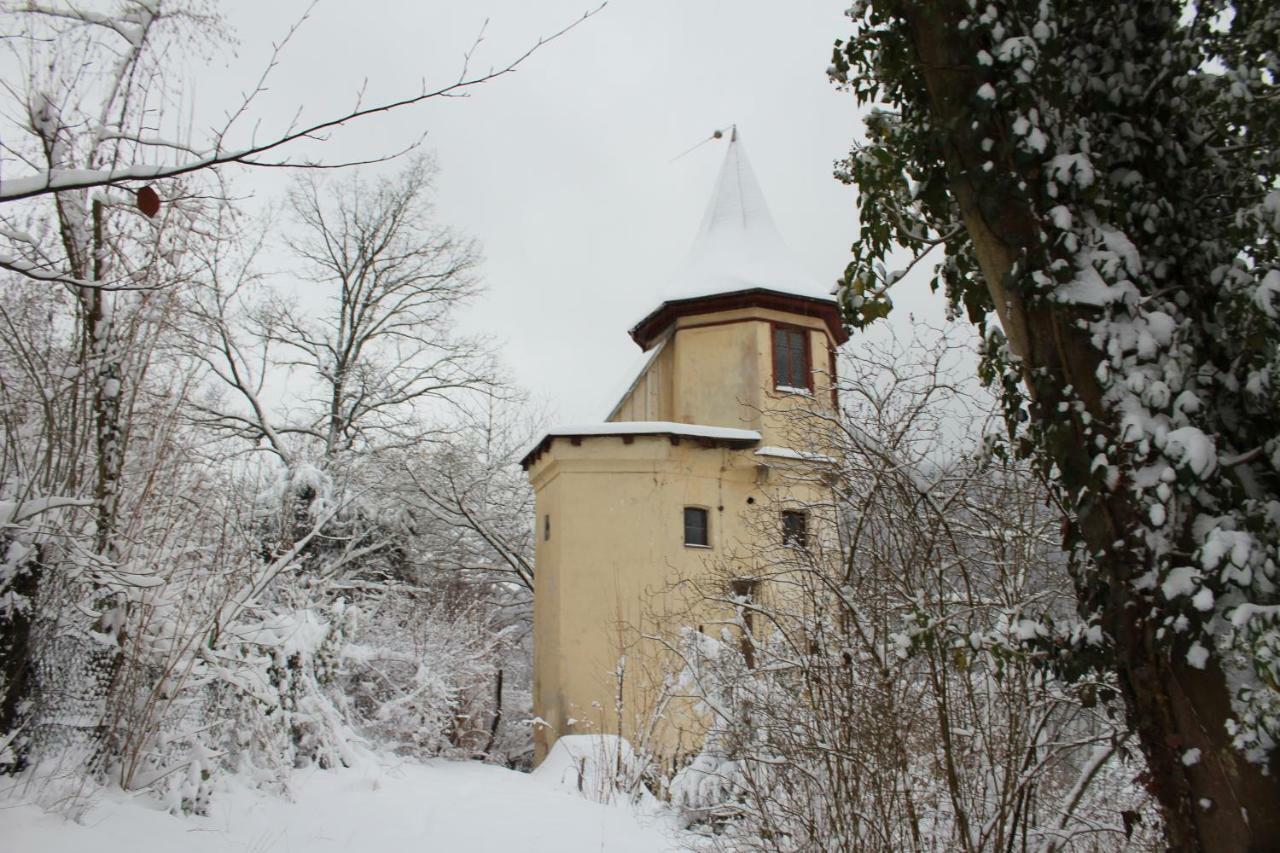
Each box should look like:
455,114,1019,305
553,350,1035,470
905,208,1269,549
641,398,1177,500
754,445,836,464
544,422,761,441
520,421,762,469
660,129,831,303
626,129,847,350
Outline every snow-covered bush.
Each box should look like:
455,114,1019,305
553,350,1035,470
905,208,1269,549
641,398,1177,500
343,585,514,759
0,0,540,821
532,734,655,806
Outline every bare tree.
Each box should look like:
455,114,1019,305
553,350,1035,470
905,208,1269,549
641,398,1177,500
0,1,600,288
394,394,540,597
0,3,239,775
171,163,538,775
0,1,578,781
280,157,494,458
188,157,495,466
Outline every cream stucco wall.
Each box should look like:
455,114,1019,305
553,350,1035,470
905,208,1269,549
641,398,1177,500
529,435,831,763
610,306,838,441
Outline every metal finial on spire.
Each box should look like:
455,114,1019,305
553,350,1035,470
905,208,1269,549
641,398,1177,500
671,124,736,163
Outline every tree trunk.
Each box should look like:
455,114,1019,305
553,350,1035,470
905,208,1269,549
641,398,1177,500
484,667,503,757
80,199,128,769
889,2,1280,848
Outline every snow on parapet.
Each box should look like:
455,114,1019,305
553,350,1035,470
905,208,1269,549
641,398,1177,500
661,129,830,302
754,445,835,464
520,421,762,468
544,421,760,441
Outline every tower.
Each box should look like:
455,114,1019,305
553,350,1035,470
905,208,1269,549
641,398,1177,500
522,131,847,763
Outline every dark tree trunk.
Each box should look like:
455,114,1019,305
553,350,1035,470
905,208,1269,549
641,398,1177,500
886,2,1280,848
0,543,41,774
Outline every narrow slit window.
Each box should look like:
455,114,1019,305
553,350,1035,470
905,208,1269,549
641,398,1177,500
773,326,810,390
543,514,551,541
828,345,839,409
684,507,709,547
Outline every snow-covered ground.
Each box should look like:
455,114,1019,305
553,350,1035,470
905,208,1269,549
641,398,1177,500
1,756,686,852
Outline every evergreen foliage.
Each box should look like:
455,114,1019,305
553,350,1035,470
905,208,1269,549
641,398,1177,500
830,1,1280,845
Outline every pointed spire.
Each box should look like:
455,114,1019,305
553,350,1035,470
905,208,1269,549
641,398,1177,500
663,128,827,301
694,126,780,243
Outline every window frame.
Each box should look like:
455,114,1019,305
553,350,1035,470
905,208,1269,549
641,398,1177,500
683,506,711,548
781,509,809,548
771,322,813,392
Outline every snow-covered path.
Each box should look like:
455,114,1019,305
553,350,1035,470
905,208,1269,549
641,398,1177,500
2,759,684,852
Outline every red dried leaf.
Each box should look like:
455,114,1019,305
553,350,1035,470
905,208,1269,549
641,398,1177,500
136,186,161,218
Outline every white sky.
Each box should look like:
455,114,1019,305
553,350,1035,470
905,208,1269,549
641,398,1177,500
215,0,951,424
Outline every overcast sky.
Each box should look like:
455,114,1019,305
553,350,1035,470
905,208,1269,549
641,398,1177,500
215,0,950,424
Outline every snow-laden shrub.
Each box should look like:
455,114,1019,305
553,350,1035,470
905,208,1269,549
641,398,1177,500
0,452,526,815
189,464,522,782
532,734,653,805
668,628,771,832
343,586,516,759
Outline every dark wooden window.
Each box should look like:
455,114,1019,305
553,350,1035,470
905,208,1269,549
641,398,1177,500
730,578,758,617
782,510,808,547
773,325,810,390
684,507,709,547
730,578,759,667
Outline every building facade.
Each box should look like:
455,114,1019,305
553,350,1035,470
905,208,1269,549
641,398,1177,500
521,133,847,764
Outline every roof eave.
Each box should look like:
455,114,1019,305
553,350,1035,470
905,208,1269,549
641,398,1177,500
628,287,849,350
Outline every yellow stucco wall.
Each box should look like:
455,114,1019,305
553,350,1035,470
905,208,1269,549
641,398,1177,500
610,306,837,439
529,436,830,762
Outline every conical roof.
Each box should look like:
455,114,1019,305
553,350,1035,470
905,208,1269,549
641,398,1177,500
662,129,829,301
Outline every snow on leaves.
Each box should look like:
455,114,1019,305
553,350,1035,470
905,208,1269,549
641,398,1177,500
831,0,1280,775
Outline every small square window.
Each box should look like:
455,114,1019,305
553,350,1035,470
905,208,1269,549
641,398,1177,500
782,510,808,547
684,507,709,547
